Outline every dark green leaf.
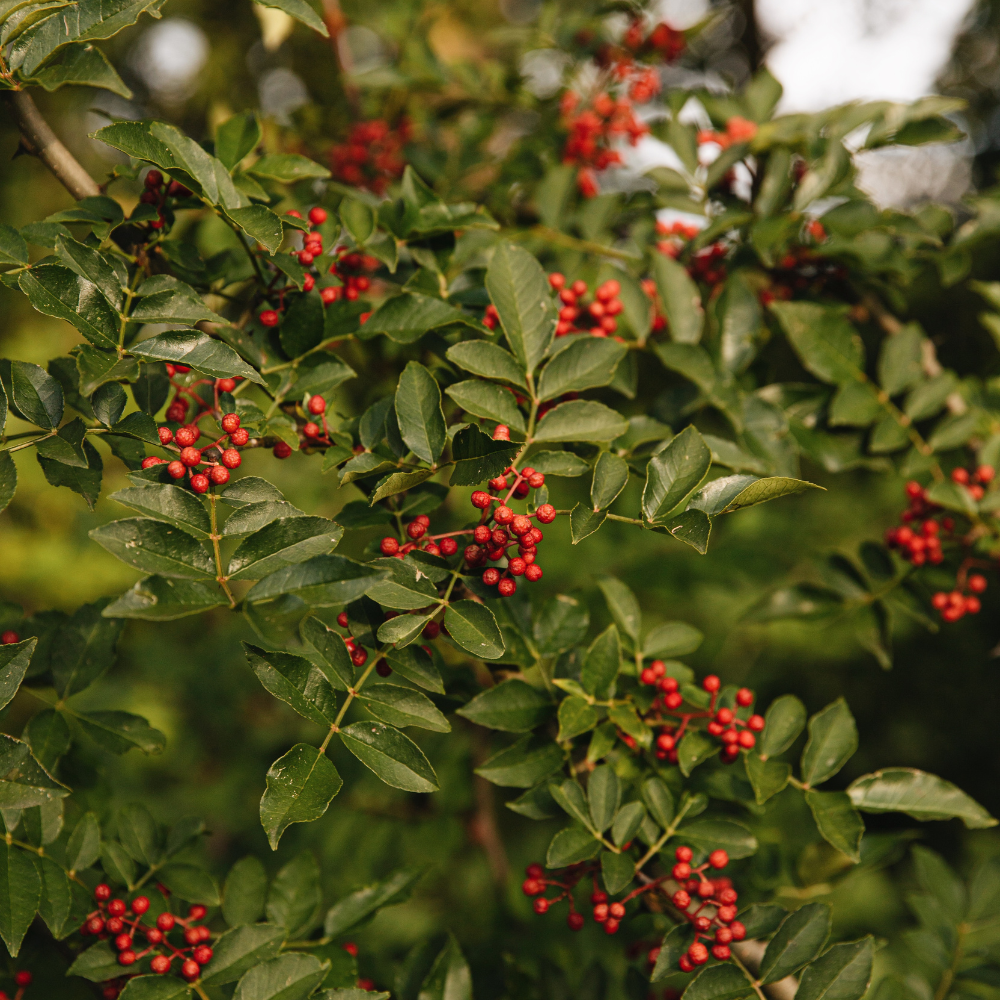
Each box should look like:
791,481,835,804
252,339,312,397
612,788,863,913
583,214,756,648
19,263,118,349
223,501,305,536
110,484,211,537
247,555,386,606
445,341,527,389
801,699,858,787
681,963,753,1000
0,453,14,515
642,776,675,829
248,153,330,182
77,710,166,755
259,745,343,850
556,696,599,742
0,841,41,956
339,721,439,792
216,111,262,171
0,223,28,265
456,680,550,732
0,638,34,712
760,903,831,984
223,855,268,927
267,852,322,939
244,642,339,726
677,730,718,776
534,595,589,655
771,302,863,384
588,765,620,832
280,292,325,358
417,934,472,1000
24,707,70,772
50,599,122,698
642,621,703,658
130,330,264,384
805,790,864,863
651,924,694,983
365,557,439,610
361,684,450,733
590,452,629,511
581,624,620,699
533,400,629,443
444,601,504,659
739,903,788,940
643,426,711,523
680,819,758,859
796,938,875,1000
475,735,563,787
89,518,214,578
340,198,375,243
601,850,634,894
395,362,446,465
444,379,526,432
363,293,469,344
228,517,343,581
537,337,627,400
66,812,101,871
323,868,426,938
653,253,704,344
158,863,220,905
758,695,807,759
569,503,606,543
251,0,329,36
450,427,519,486
300,616,354,690
35,853,71,939
485,243,555,374
118,976,192,998
529,450,590,477
1,359,63,429
67,940,125,982
744,754,791,805
847,768,997,828
103,576,227,620
546,824,601,867
201,923,286,986
384,646,444,694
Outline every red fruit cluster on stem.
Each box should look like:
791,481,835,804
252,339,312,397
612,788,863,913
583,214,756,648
329,119,409,193
79,885,212,991
549,274,627,338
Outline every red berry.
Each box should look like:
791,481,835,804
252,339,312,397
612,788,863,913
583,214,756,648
320,287,340,305
697,880,716,898
672,862,691,880
151,955,171,974
498,578,517,596
423,620,441,639
604,918,620,934
641,668,657,686
14,972,31,988
158,426,173,444
748,714,765,731
231,427,250,446
141,457,163,469
523,879,543,897
702,674,721,692
730,920,746,940
221,448,241,469
145,169,163,188
533,898,549,914
217,378,236,393
593,903,609,922
664,691,683,710
381,537,400,555
108,899,127,916
675,845,693,862
493,425,510,441
567,912,585,931
95,884,112,902
969,574,987,593
716,707,734,725
609,902,625,918
591,890,607,903
222,413,240,433
709,849,729,868
659,676,679,693
440,537,458,556
966,596,982,614
180,446,201,467
657,733,675,751
107,916,124,933
337,612,349,627
118,950,137,966
209,466,230,485
303,274,315,291
483,569,500,586
308,395,327,415
527,472,545,488
175,425,198,447
145,927,163,944
351,648,368,667
718,888,738,905
494,505,514,525
712,944,731,960
407,521,427,540
260,310,280,327
309,206,328,225
536,503,557,524
549,272,565,288
114,933,133,951
737,730,756,749
716,926,734,944
86,916,105,934
471,491,491,509
273,442,292,458
977,464,995,482
181,959,200,980
688,942,709,965
191,474,210,493
376,660,392,677
952,467,970,484
735,687,753,706
157,913,175,931
464,545,485,565
508,557,527,576
193,945,213,965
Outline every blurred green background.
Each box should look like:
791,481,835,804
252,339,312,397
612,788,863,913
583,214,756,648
3,0,1000,995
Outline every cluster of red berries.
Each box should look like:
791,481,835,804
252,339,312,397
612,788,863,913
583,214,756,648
137,169,191,230
620,19,686,62
143,392,247,492
637,671,765,764
333,610,373,670
80,884,212,995
0,970,31,1000
758,236,847,306
329,119,409,194
696,117,758,151
549,274,626,337
376,473,555,599
559,89,649,198
653,222,730,287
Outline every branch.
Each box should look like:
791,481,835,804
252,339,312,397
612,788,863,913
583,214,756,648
7,90,100,200
732,940,799,1000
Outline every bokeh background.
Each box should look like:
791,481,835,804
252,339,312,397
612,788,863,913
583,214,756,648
2,1,1000,995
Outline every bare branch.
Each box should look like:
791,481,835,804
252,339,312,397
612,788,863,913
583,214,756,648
7,90,100,200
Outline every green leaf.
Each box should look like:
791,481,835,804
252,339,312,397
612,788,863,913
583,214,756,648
581,624,620,700
534,595,589,656
224,501,306,536
77,710,166,755
805,790,864,863
475,735,563,787
596,577,640,646
534,399,630,443
200,923,286,986
643,621,703,658
445,341,527,389
233,953,328,1000
680,819,758,859
537,337,627,400
456,680,550,732
418,934,472,1000
771,302,863,384
384,646,444,694
48,598,122,697
450,426,519,487
395,362,446,465
795,938,875,1000
651,924,694,983
228,517,343,581
601,850,634,894
363,293,469,344
216,110,262,171
444,601,504,659
758,695,807,759
568,503,605,543
35,852,71,939
132,284,226,325
267,852,321,939
244,643,339,726
643,426,711,523
324,868,426,938
677,730,718,776
0,841,41,956
339,721,439,793
340,198,375,244
376,613,432,649
557,696,599,742
653,253,704,344
546,824,601,867
744,754,791,805
66,811,101,870
590,452,629,511
444,379,526,433
18,261,119,350
118,976,192,999
1,359,63,429
223,855,268,926
103,575,228,620
0,223,28,266
299,616,354,690
739,903,788,940
89,518,214,579
68,940,127,983
688,475,821,516
24,708,70,773
226,205,284,254
719,273,763,374
682,963,754,1000
642,776,675,829
529,451,590,477
878,324,924,396
158,863,220,905
0,638,34,712
760,903,831,984
548,778,590,827
847,768,997,828
259,745,343,850
360,683,450,733
588,765,620,832
279,292,325,358
110,484,211,537
365,557,439,611
801,699,858,787
248,153,331,183
611,800,645,847
252,0,329,37
130,330,264,384
0,453,15,515
485,243,555,374
247,555,386,606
